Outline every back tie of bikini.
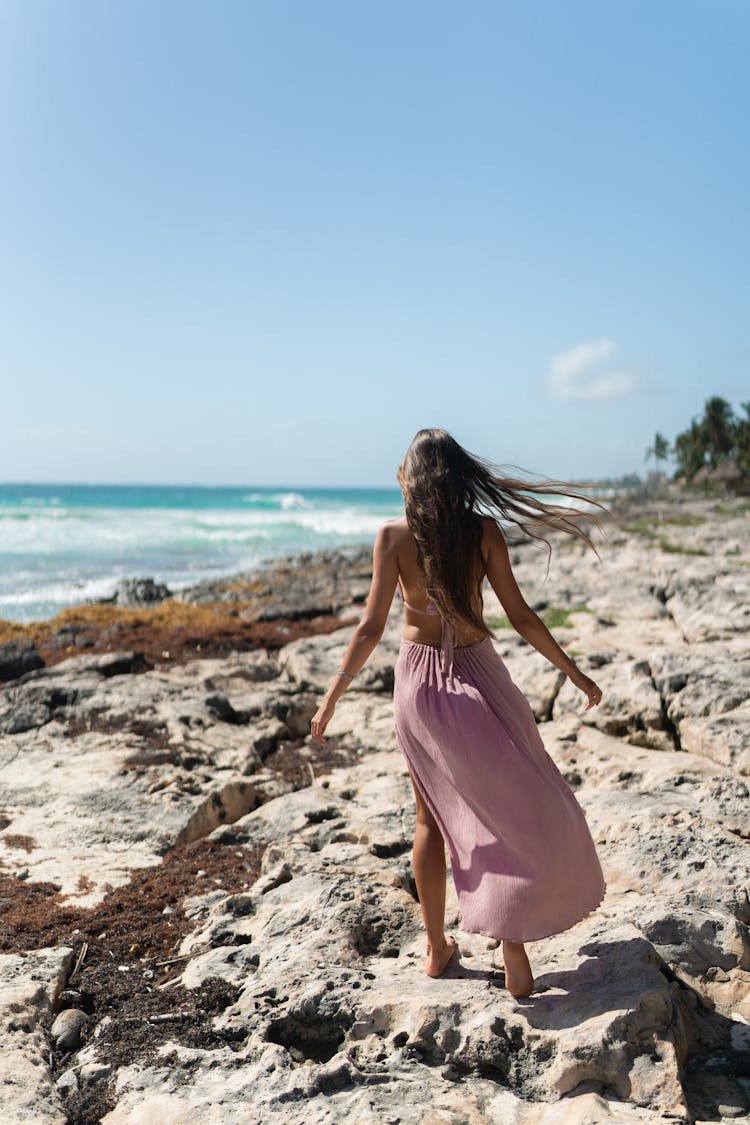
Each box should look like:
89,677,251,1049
397,582,455,674
396,582,440,617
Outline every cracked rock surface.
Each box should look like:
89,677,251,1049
0,493,748,1124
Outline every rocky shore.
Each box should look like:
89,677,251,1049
0,493,748,1124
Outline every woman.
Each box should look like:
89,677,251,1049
310,429,606,999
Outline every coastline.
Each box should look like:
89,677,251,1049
0,483,404,627
0,488,749,1122
0,546,376,676
0,484,745,677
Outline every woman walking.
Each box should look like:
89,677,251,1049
310,429,606,998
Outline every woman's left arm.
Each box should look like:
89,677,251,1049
310,523,399,746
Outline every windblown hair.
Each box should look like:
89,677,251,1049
397,428,605,636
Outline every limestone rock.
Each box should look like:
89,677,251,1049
107,577,172,607
677,708,750,776
649,649,750,722
90,752,723,1123
554,658,674,751
0,638,44,683
55,1069,78,1095
666,572,750,643
280,620,402,694
0,498,748,1123
0,947,72,1125
79,1061,113,1085
493,634,565,721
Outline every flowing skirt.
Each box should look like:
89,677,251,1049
393,636,606,942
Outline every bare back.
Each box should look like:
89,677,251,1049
389,517,488,648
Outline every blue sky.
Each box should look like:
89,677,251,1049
1,0,747,486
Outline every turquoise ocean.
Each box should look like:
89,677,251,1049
0,484,404,624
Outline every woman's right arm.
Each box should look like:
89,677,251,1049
481,519,602,710
310,522,400,745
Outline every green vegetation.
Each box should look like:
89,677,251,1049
486,614,512,630
725,547,741,556
622,515,706,537
661,514,707,527
645,432,670,473
486,604,593,631
668,398,750,490
658,538,709,557
542,605,592,628
622,521,658,538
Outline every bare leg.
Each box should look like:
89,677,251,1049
502,940,534,997
409,774,457,977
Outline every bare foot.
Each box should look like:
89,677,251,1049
425,934,458,977
502,940,534,998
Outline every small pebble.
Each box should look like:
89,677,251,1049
79,1062,112,1086
51,1008,88,1053
59,990,83,1006
55,1069,79,1095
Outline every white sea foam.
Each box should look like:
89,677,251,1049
290,510,386,536
279,492,310,510
0,575,123,608
0,486,404,622
241,491,311,509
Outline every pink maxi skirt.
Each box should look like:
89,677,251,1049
393,635,606,942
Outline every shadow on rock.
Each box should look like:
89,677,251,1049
516,936,673,1030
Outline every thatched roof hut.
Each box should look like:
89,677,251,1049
691,464,712,484
710,460,744,483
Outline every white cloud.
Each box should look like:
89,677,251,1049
545,338,636,401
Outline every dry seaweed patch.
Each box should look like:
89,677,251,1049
61,977,243,1125
0,839,264,1124
0,736,362,1122
0,599,355,672
66,708,173,750
0,838,263,954
264,736,364,788
1,832,37,852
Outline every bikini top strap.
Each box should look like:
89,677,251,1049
397,578,455,675
396,578,439,616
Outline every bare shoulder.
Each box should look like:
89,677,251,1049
480,516,506,552
378,516,408,539
375,517,409,552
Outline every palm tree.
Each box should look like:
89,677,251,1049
735,402,750,479
673,419,708,481
645,432,670,472
702,396,735,467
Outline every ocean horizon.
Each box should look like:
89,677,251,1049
0,483,404,624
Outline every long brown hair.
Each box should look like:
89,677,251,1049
397,428,605,635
